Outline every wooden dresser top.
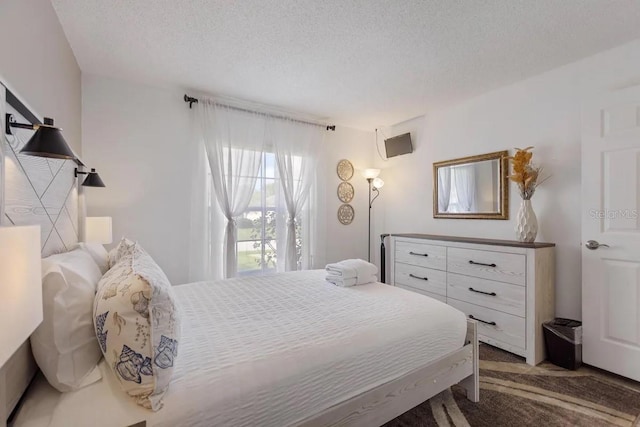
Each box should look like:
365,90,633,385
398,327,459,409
390,233,556,249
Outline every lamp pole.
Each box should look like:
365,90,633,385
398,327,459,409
363,169,383,263
367,178,373,262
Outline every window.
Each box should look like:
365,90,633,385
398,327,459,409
205,150,308,277
234,152,305,276
234,152,277,275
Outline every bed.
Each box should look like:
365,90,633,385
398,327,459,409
2,85,478,427
11,270,478,427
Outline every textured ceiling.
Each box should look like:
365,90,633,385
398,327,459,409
52,0,640,129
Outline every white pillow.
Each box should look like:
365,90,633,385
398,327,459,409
79,242,109,274
31,249,104,392
108,237,136,268
94,243,180,411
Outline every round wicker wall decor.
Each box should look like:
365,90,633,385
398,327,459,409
337,181,354,203
338,204,355,225
336,159,354,181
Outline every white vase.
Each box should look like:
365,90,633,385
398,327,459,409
516,199,538,242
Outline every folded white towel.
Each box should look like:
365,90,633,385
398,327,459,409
326,275,377,287
325,264,358,279
326,276,358,287
325,259,378,287
326,259,378,280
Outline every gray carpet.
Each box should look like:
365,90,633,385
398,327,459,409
385,344,640,427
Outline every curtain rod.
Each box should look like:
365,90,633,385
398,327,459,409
183,94,335,131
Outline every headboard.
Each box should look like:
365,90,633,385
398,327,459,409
0,82,83,422
1,86,80,253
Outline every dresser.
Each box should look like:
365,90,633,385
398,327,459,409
389,234,555,365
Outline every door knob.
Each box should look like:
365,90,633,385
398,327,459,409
585,240,610,250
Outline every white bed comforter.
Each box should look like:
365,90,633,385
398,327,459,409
15,270,466,427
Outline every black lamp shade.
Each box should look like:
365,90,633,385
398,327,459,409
82,169,106,187
19,123,76,160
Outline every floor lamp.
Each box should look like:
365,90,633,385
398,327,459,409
362,169,384,262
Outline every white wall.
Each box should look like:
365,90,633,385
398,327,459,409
374,38,640,320
82,74,374,283
82,75,193,284
0,0,81,154
317,127,374,267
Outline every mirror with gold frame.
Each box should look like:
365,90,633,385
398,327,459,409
433,150,509,219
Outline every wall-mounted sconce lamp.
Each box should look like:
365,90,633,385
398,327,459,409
5,114,76,160
75,168,106,187
362,169,385,262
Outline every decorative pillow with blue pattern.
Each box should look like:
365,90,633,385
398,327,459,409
94,243,180,411
107,237,136,269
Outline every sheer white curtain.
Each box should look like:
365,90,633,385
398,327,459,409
188,141,226,282
268,118,323,271
195,101,266,278
189,141,214,281
453,164,478,212
437,168,451,213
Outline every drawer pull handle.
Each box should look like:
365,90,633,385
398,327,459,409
469,260,497,268
469,315,497,326
409,251,429,257
409,273,428,281
468,287,497,296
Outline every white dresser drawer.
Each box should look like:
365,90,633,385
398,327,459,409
448,298,526,350
390,234,555,365
395,263,447,296
395,241,446,270
396,284,447,303
447,273,525,317
447,247,526,286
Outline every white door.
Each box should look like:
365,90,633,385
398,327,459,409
582,85,640,381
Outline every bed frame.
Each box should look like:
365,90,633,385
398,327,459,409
1,83,479,427
300,319,479,426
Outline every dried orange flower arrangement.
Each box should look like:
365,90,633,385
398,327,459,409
509,147,549,200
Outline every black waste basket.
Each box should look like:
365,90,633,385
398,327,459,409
543,318,582,370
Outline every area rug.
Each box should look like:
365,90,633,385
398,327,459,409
385,344,640,427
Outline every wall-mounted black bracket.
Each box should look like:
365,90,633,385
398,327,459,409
5,113,33,135
184,94,198,109
5,114,56,135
